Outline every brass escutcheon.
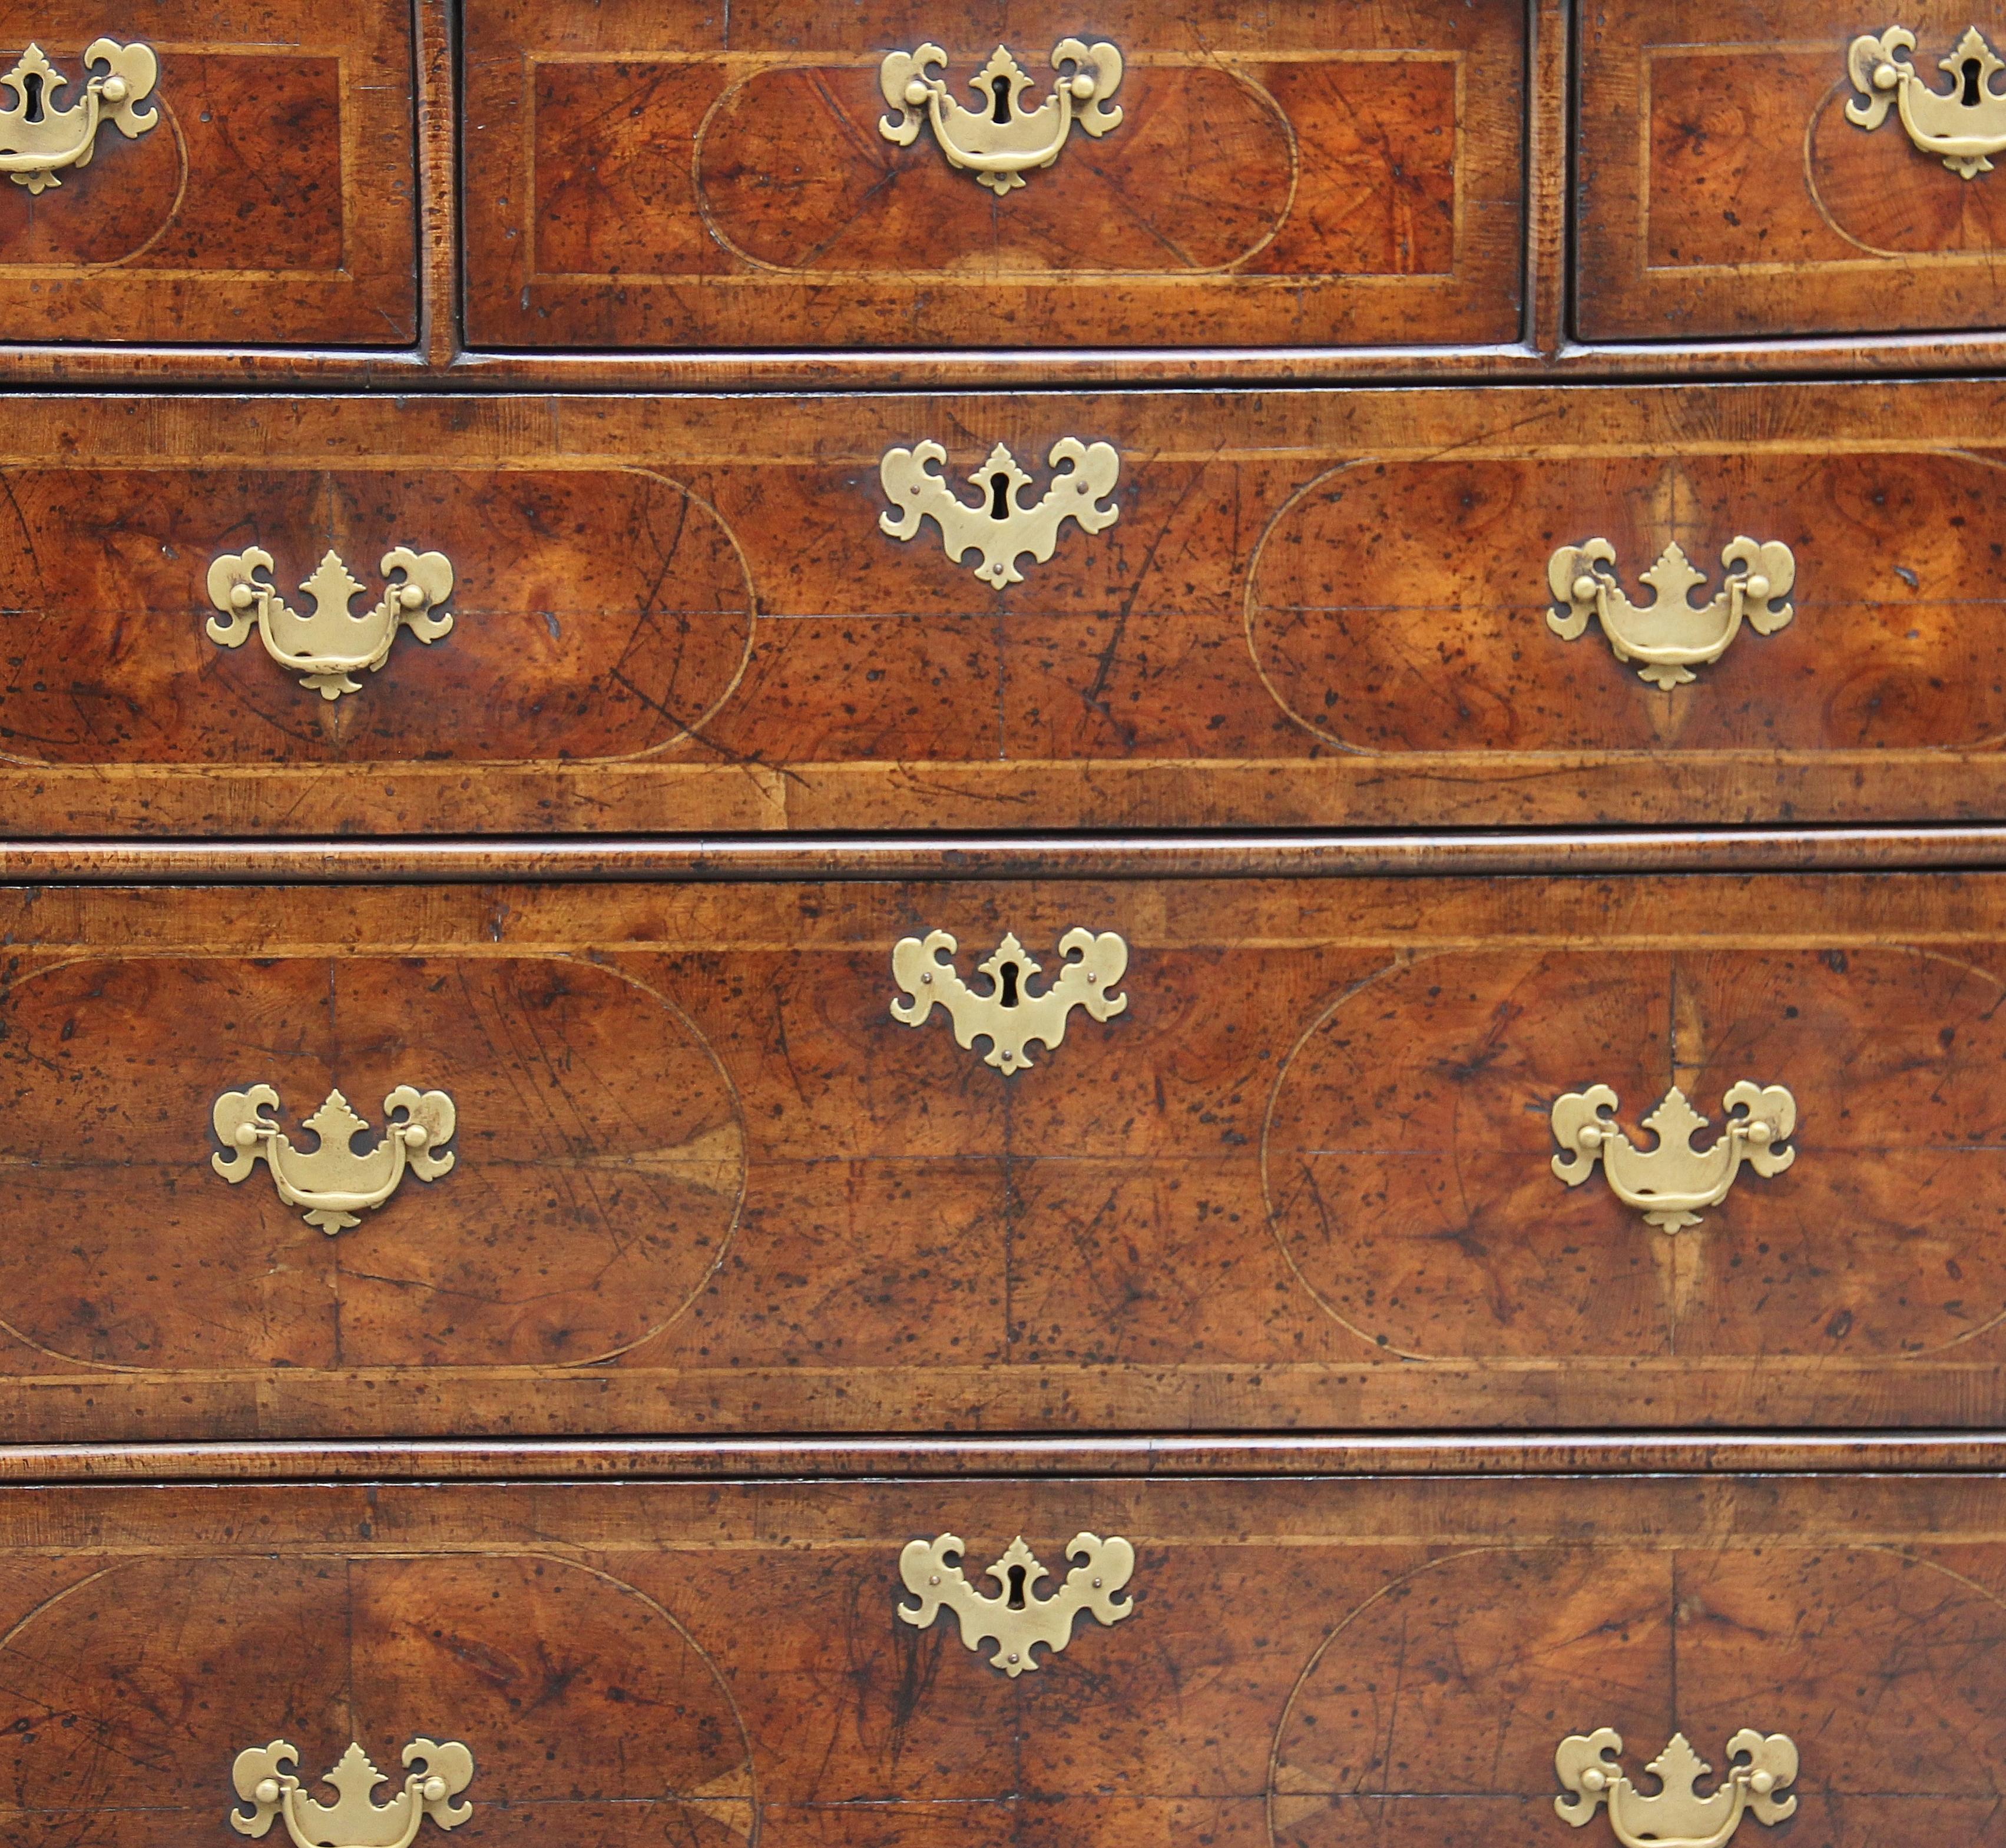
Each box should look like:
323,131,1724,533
0,38,156,195
891,928,1128,1073
1556,1729,1798,1848
1848,25,2006,177
879,39,1123,191
231,1740,474,1848
207,546,456,700
1547,537,1795,689
899,1532,1135,1675
880,438,1120,588
211,1084,457,1233
1550,1082,1797,1233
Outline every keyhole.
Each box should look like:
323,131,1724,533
19,72,42,122
998,961,1020,1008
1006,1564,1028,1608
1964,57,1985,107
989,472,1012,521
991,75,1012,122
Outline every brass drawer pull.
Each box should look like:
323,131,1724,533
1557,1730,1797,1847
206,545,456,701
879,40,1123,193
1546,537,1795,689
1849,25,2006,178
899,1532,1134,1675
232,1740,474,1848
891,927,1128,1073
0,39,157,196
1551,1082,1796,1233
211,1084,457,1233
880,438,1121,587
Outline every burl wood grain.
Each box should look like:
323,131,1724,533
9,872,2006,1439
0,2,418,345
461,0,1524,349
13,382,2006,832
1578,1,2006,339
0,1473,2002,1845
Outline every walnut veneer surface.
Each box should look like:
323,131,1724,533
9,382,2006,833
0,7,1998,1839
4,1475,2006,1845
0,0,419,346
0,868,2000,1439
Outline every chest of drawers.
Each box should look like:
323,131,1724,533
4,1,2006,1840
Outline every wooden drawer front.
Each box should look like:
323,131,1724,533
0,1473,2001,1844
0,3,417,346
1578,1,2006,340
9,872,2006,1440
459,0,1525,351
13,382,2006,833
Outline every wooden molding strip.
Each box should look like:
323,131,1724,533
1,332,2005,389
8,829,2006,885
2,1434,2004,1482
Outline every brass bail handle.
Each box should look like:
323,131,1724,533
0,37,158,195
1545,536,1796,690
206,545,456,701
1848,25,2006,178
231,1740,475,1848
1555,1728,1798,1847
878,38,1123,191
1550,1080,1796,1233
211,1082,458,1233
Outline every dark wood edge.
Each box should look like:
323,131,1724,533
3,1435,2005,1482
8,829,2006,885
6,335,2006,389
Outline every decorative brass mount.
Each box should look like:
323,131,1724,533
0,39,156,195
231,1740,474,1848
207,547,456,700
1547,538,1795,689
899,1532,1135,1675
1551,1082,1797,1233
1849,25,2006,177
891,928,1128,1073
879,40,1123,191
880,438,1121,588
211,1084,457,1233
1556,1729,1798,1848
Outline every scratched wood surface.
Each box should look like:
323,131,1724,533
8,871,2006,1439
12,382,2006,831
460,0,1525,350
0,1472,2000,1844
1578,0,2006,339
0,1,418,346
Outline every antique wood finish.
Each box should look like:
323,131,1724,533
459,0,1527,352
0,1,418,347
0,1472,2000,1843
14,381,2006,832
1578,1,2006,341
6,870,2006,1439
